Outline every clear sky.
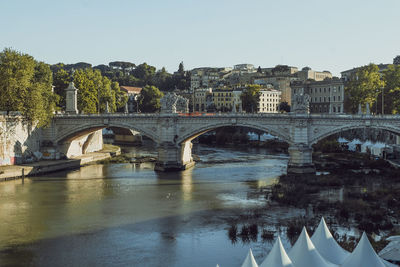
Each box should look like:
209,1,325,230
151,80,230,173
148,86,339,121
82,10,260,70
1,0,399,76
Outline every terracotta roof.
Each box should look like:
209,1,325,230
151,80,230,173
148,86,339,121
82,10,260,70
120,86,142,94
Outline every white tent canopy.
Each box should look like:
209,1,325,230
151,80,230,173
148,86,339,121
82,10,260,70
259,236,294,267
338,137,349,143
241,249,259,267
379,236,400,263
288,227,337,267
311,217,350,265
342,232,387,267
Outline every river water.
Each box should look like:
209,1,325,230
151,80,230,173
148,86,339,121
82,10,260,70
0,144,290,267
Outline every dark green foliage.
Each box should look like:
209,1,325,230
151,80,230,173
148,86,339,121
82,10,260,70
278,101,291,112
0,48,57,126
138,85,163,112
240,85,261,113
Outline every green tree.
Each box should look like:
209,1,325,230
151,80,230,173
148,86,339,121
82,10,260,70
178,62,184,73
278,101,291,113
241,85,261,113
73,69,98,114
344,64,385,113
0,48,56,126
53,68,71,109
139,85,164,112
132,63,156,85
382,64,400,114
111,81,128,111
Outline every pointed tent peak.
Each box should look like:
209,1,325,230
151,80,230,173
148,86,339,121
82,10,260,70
290,227,316,252
342,232,386,267
311,217,350,265
260,236,294,267
241,248,259,267
314,217,333,240
289,226,337,267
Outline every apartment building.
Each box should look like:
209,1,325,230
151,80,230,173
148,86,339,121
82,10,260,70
296,67,332,81
291,78,345,113
258,88,281,113
193,88,212,112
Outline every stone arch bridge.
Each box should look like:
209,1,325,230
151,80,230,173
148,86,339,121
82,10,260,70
41,112,400,173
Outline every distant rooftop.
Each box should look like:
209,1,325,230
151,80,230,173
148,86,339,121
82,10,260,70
120,86,142,94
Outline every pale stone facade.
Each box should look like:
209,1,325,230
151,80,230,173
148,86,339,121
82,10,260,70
258,89,281,113
296,67,332,81
0,114,41,165
291,78,345,114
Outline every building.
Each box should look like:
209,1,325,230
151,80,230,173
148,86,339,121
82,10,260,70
258,88,281,113
291,78,345,113
190,67,231,90
120,86,142,112
341,64,390,82
296,67,332,81
212,88,239,111
234,64,256,73
193,88,212,112
341,56,400,82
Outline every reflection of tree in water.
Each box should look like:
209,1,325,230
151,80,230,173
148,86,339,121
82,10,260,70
228,224,259,244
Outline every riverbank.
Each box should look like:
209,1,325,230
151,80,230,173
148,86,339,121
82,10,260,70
222,150,400,252
0,144,121,181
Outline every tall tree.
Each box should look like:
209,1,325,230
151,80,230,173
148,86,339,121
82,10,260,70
344,64,385,113
0,48,57,126
132,63,156,85
382,64,400,114
139,85,164,112
278,101,291,113
178,62,184,73
53,69,71,109
241,85,261,113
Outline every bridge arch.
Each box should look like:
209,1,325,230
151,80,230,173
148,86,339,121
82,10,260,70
176,122,293,145
310,124,400,145
54,121,160,144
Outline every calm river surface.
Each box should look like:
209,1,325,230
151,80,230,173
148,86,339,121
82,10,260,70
0,144,290,267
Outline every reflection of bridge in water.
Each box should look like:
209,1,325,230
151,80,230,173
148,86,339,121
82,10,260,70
42,112,400,173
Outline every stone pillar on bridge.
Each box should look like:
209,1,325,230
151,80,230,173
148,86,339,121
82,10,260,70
154,140,195,171
65,82,78,114
287,144,315,174
154,94,195,171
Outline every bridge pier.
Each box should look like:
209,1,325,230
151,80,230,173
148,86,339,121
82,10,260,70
154,141,195,171
287,144,315,174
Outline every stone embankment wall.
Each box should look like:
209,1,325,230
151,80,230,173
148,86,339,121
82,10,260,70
0,114,104,166
0,114,42,166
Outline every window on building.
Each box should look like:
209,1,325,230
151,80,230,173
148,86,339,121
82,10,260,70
338,96,341,101
338,107,341,113
333,107,336,113
333,96,336,101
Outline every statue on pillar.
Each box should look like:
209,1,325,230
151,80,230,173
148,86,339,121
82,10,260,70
292,93,310,114
160,93,178,113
